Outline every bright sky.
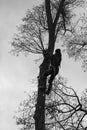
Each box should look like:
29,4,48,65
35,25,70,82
0,0,87,130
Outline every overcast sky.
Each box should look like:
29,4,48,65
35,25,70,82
0,0,87,130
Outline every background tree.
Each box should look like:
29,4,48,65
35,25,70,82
14,77,87,130
11,0,85,130
63,13,87,71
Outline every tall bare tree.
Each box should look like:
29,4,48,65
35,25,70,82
12,0,85,130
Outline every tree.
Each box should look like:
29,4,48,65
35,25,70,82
14,77,87,130
11,0,85,130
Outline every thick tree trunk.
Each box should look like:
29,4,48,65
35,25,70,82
34,56,50,130
34,2,56,129
34,89,46,130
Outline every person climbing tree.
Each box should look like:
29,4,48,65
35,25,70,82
41,49,62,94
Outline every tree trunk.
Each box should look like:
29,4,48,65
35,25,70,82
34,88,46,130
34,56,50,130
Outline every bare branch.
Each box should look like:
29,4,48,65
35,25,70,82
45,0,53,31
53,0,65,29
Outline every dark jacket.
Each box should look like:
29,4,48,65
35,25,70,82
51,52,62,68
